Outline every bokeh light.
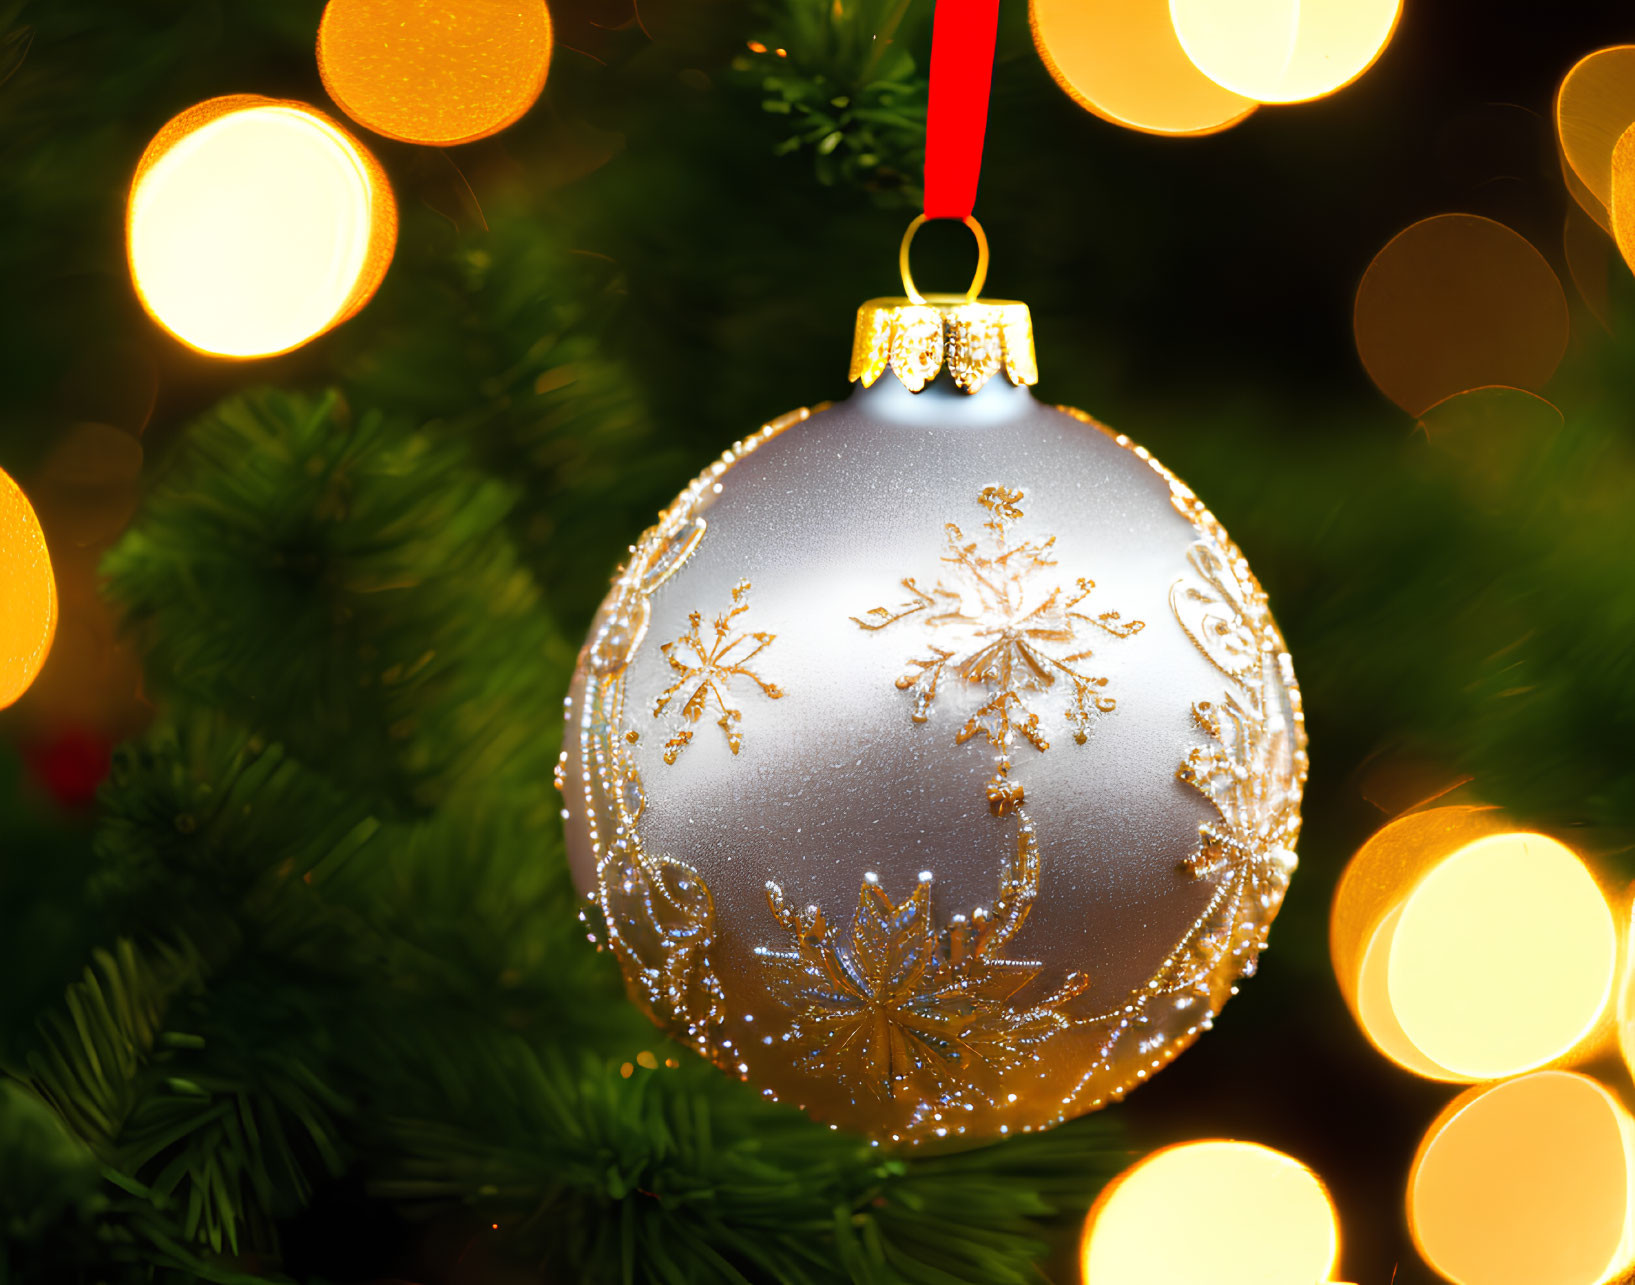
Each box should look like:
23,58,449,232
0,466,58,711
1556,46,1635,224
1622,899,1635,1088
1417,385,1563,445
38,423,145,548
1081,1140,1339,1285
317,0,553,147
1354,902,1459,1080
1030,0,1254,137
127,96,396,359
1409,1071,1635,1285
1354,214,1569,416
1564,202,1615,327
1333,810,1617,1082
1609,123,1635,278
1390,832,1614,1080
1333,806,1502,1080
1168,0,1401,105
1416,386,1563,478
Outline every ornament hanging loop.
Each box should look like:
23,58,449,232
899,214,989,305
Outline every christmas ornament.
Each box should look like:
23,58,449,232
0,466,57,711
557,256,1307,1142
127,96,396,358
558,0,1306,1146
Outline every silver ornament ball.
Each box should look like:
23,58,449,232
558,296,1307,1147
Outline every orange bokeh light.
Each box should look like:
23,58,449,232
1168,0,1401,105
0,467,58,711
1609,123,1635,279
1556,46,1635,225
1354,215,1569,416
1030,0,1254,137
1565,202,1616,327
1416,386,1563,479
1417,385,1564,446
1081,1140,1340,1285
1333,810,1617,1083
317,0,553,147
128,97,396,359
1409,1071,1635,1285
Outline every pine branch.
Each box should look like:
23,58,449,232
101,389,566,818
94,707,622,1045
735,0,929,196
367,1024,1122,1285
92,715,370,944
17,938,206,1152
7,934,346,1277
0,1078,103,1241
331,203,686,623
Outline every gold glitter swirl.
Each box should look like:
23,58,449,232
563,406,816,1058
1049,404,1308,1120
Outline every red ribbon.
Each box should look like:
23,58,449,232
923,0,1002,220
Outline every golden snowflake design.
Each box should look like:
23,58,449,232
852,485,1144,814
653,579,783,764
756,810,1089,1104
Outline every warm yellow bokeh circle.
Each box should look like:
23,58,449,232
127,97,397,359
1333,809,1616,1083
317,0,553,147
1030,0,1254,137
1169,0,1402,105
0,467,58,711
1387,832,1615,1081
1081,1140,1339,1285
1622,900,1635,1085
1409,1071,1635,1285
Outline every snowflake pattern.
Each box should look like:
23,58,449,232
756,810,1089,1103
1170,535,1304,896
852,485,1143,814
653,579,783,764
1050,479,1308,1121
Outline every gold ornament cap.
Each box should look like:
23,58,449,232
850,215,1038,395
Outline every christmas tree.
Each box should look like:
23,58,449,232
4,1,1635,1282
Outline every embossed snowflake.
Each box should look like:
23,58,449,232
654,579,783,764
853,485,1143,813
756,812,1088,1103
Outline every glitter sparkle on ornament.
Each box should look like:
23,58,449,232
852,484,1144,814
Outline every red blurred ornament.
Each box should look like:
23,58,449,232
26,727,113,810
